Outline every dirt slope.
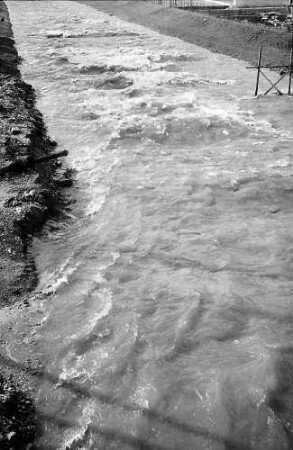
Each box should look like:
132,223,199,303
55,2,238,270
0,1,68,308
0,2,68,446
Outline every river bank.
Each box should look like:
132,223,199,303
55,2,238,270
1,1,292,449
0,0,70,447
0,1,70,310
78,0,292,68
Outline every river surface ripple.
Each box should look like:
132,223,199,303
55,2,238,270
4,1,293,449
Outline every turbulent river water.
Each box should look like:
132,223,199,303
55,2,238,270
3,1,293,449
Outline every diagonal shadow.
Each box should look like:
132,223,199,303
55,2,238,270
0,353,249,450
36,412,172,450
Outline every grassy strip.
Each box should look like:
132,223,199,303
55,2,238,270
78,0,292,67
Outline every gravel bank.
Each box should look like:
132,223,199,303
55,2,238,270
0,0,69,308
0,1,69,447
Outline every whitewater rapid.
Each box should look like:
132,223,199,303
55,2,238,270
3,1,293,449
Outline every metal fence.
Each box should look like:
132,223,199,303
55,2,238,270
152,0,208,7
152,0,231,7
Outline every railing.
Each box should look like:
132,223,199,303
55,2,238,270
152,0,231,7
152,0,209,7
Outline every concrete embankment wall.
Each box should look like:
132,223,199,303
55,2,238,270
199,6,288,20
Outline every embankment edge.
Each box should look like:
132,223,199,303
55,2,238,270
0,1,69,448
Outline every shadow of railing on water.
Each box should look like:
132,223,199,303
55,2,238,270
0,353,249,450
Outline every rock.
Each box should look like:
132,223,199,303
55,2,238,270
268,206,280,214
230,179,240,192
56,178,73,187
47,137,57,147
7,431,16,440
10,127,21,135
0,373,37,449
46,31,63,39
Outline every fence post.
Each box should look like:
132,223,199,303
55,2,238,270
255,46,262,96
288,45,293,95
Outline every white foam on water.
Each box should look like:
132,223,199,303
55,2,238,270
131,381,158,410
40,261,81,296
61,400,96,450
72,288,113,339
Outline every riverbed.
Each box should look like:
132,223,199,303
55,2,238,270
4,1,293,449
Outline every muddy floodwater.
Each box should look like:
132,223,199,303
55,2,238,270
3,1,293,449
